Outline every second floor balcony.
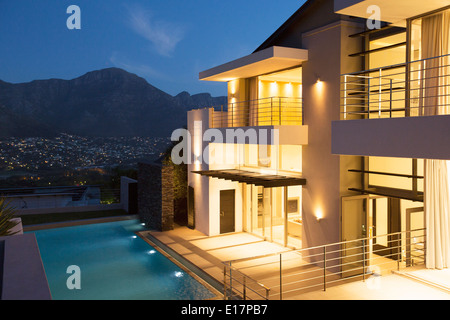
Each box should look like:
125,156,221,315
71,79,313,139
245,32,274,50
341,53,450,120
210,96,303,128
334,53,450,160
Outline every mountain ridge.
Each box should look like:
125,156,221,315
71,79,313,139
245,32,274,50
0,68,227,138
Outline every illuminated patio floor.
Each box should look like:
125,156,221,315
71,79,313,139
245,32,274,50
141,226,450,300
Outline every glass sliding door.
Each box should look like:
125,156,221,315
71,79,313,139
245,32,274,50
287,186,302,249
271,187,285,246
244,185,301,247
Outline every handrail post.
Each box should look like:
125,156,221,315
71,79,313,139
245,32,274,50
229,261,232,295
378,68,382,118
271,97,273,125
223,265,227,300
279,254,282,300
397,235,401,271
367,78,371,118
390,79,393,118
343,75,348,120
362,239,366,282
301,98,304,125
232,103,234,127
323,246,326,291
279,97,281,125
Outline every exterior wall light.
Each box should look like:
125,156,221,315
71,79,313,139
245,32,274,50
315,208,323,222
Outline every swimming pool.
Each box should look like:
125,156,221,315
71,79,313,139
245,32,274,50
32,219,216,300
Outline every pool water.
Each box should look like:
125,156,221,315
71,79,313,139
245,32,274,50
32,220,216,300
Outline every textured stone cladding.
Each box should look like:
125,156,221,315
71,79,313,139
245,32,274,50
138,162,174,231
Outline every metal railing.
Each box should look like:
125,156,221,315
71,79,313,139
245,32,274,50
3,188,121,209
211,97,302,128
342,53,450,119
222,228,426,300
223,263,271,300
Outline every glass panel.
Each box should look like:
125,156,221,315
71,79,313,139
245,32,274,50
369,156,413,189
287,186,302,249
410,8,450,117
253,186,264,238
263,188,271,240
373,197,389,247
369,33,407,119
341,197,368,277
271,187,285,246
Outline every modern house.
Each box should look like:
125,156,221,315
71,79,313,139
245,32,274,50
186,0,450,276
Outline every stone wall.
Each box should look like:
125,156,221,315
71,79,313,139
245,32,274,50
138,161,174,231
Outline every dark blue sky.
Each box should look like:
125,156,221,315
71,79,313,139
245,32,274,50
0,0,305,97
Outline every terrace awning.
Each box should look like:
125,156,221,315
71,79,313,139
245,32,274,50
192,169,306,188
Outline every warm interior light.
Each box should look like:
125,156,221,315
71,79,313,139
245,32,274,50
270,81,278,96
229,80,237,95
286,82,293,95
316,78,324,92
315,208,323,221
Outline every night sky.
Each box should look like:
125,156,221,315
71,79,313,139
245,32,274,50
0,0,305,96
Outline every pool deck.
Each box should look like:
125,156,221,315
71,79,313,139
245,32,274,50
141,225,450,300
0,233,52,300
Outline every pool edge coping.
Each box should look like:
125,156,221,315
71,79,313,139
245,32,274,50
137,232,224,301
23,215,139,232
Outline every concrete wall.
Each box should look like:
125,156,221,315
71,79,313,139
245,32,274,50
301,19,364,249
332,115,450,160
188,108,212,235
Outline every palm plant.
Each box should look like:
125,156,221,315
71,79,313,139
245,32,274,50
0,197,20,236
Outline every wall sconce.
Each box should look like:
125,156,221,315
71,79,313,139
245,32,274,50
315,208,323,222
314,73,321,83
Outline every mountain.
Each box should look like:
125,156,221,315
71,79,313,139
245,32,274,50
0,68,226,138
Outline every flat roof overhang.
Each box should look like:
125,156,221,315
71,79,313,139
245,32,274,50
199,46,308,82
334,0,450,24
192,169,306,188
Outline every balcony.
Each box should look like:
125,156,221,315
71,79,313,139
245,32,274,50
210,97,303,128
341,54,450,119
333,54,450,159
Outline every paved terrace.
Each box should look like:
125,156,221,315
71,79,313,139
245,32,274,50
141,226,450,300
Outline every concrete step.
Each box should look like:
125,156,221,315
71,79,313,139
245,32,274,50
394,269,450,294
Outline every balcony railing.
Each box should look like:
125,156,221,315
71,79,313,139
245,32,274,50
341,54,450,119
223,228,425,300
211,97,303,128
